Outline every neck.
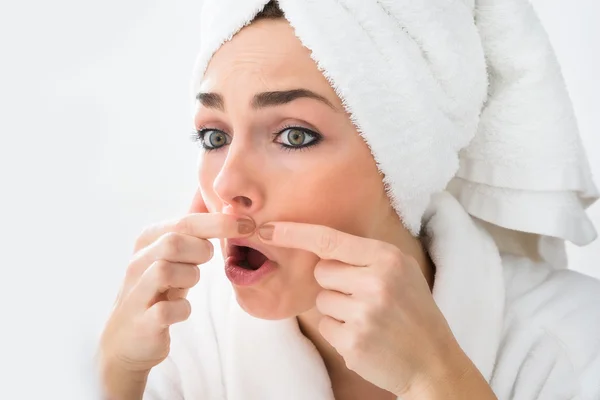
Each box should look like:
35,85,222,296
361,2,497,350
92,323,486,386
381,217,436,291
297,308,339,372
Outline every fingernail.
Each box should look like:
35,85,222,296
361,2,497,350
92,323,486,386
237,218,256,235
258,224,274,241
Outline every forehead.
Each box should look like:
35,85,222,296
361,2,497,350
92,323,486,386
201,19,335,94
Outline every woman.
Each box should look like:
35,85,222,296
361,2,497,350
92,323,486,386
98,0,600,399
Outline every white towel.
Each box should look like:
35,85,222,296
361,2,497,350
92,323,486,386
189,0,598,263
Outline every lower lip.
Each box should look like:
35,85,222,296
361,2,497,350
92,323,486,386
224,257,277,286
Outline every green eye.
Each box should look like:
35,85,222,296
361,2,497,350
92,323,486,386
279,128,318,148
200,130,230,150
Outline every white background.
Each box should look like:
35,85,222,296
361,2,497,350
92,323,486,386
0,1,598,399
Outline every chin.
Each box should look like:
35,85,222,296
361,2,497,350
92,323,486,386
233,288,315,320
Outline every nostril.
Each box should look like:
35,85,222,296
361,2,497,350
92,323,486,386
233,196,252,208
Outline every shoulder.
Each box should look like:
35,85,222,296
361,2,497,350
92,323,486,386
495,254,600,398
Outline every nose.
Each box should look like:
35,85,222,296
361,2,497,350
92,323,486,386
212,141,264,214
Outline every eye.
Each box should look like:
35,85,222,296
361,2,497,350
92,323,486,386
193,129,231,150
276,127,320,149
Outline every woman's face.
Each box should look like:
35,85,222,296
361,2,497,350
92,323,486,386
194,19,398,320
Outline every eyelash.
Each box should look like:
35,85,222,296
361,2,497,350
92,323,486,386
189,125,323,152
189,126,221,153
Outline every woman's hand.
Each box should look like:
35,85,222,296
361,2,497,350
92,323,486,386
258,222,496,399
98,213,254,399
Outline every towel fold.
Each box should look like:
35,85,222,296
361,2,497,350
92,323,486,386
190,0,598,262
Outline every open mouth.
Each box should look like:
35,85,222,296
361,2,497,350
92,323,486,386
224,240,277,286
229,245,269,271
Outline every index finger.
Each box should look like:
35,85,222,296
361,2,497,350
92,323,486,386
134,213,255,252
258,222,381,266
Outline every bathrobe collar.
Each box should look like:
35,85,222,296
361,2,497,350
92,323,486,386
223,192,505,399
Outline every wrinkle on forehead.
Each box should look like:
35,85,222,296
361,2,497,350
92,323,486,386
199,19,340,106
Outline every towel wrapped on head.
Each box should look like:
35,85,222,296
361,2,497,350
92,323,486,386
190,0,598,265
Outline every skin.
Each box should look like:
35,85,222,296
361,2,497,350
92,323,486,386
193,18,497,400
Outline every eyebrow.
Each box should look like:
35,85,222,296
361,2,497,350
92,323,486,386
252,89,337,110
195,89,338,111
196,92,225,110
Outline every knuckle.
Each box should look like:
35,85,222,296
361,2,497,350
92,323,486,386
378,244,402,267
346,333,361,352
134,225,155,252
314,290,328,311
366,275,388,297
124,259,139,281
189,265,201,286
180,299,192,321
124,255,147,287
161,232,185,258
199,240,214,263
344,333,366,365
152,302,172,325
317,229,338,256
317,317,328,335
365,277,394,309
313,261,327,282
354,302,373,326
152,260,173,287
173,217,192,234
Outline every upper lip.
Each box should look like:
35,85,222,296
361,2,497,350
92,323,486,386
226,238,276,261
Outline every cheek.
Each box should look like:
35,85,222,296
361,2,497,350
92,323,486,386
284,249,321,288
276,151,384,236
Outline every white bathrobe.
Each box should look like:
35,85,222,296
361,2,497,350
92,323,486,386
142,193,600,400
